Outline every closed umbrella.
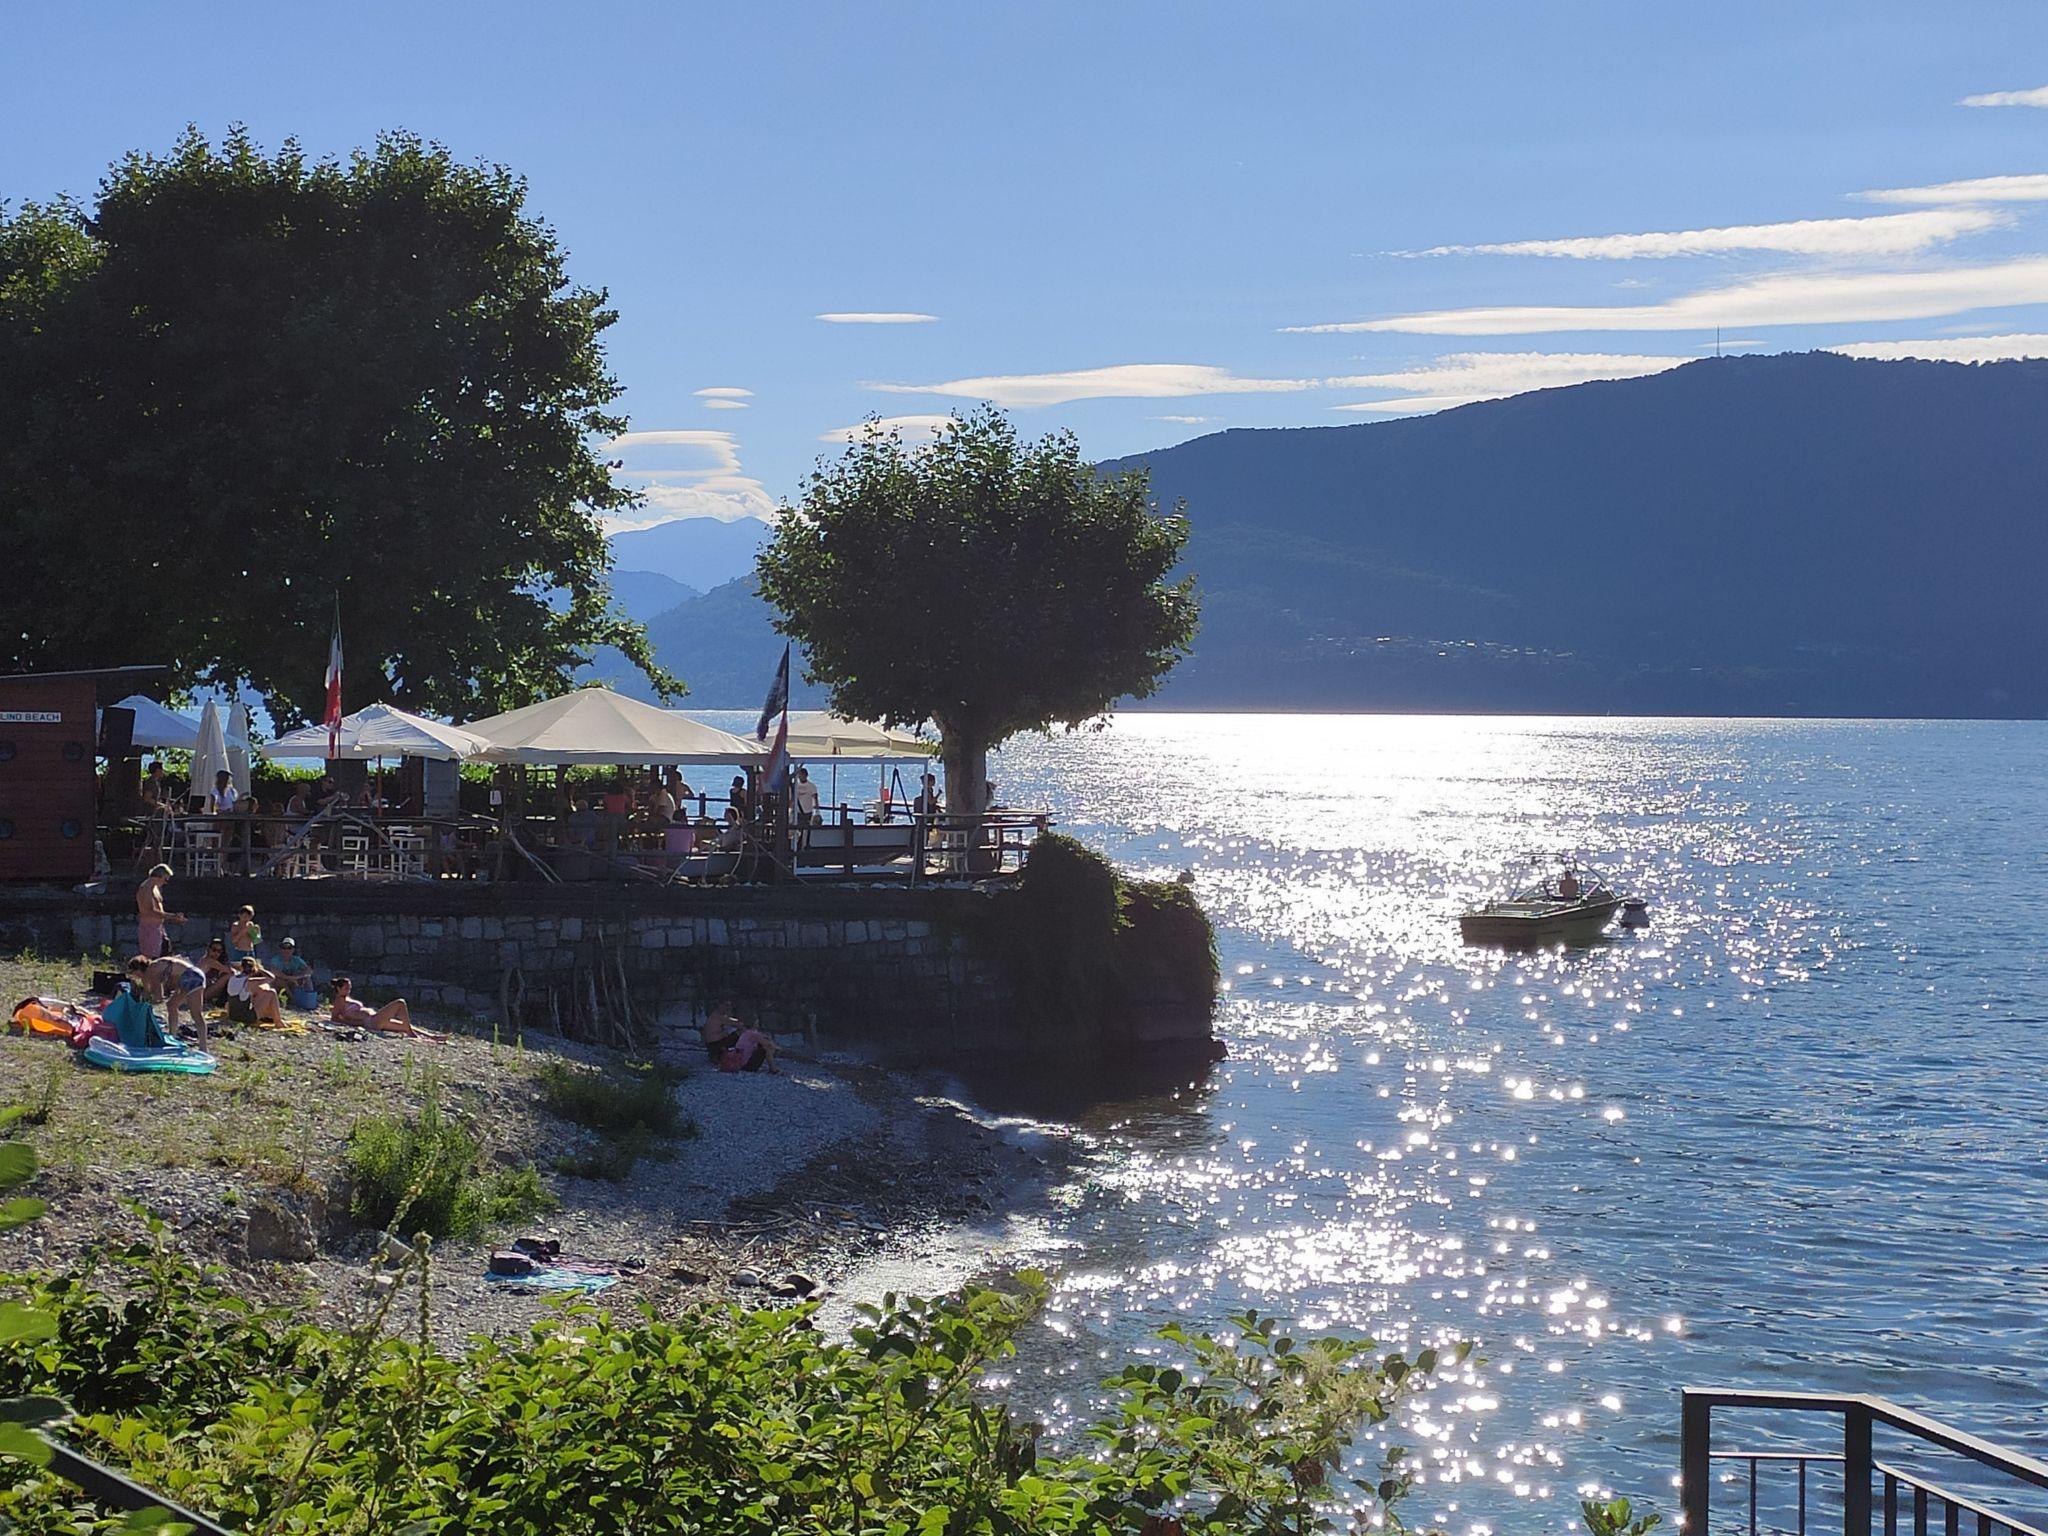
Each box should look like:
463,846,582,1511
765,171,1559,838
192,701,230,808
225,702,253,798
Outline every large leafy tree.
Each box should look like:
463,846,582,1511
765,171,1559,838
757,409,1199,824
0,127,673,721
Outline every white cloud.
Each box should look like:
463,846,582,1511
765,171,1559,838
1152,414,1215,424
1328,352,1691,413
701,398,749,410
1829,332,2048,362
869,362,1318,407
601,428,774,530
693,386,753,398
817,414,957,444
1416,208,2002,260
1960,86,2048,108
1858,173,2048,205
1289,257,2048,335
816,311,939,324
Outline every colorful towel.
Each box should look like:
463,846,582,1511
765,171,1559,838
483,1266,620,1294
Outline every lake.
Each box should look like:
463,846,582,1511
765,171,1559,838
964,714,2048,1535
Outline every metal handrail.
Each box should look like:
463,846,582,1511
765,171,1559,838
1683,1389,2048,1536
43,1436,235,1534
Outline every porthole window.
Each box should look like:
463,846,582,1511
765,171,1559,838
59,819,82,839
61,741,84,762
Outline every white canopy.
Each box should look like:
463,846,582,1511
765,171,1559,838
465,687,766,766
192,700,230,800
263,703,495,763
112,695,201,752
779,711,930,759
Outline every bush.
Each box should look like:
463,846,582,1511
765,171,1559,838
0,1243,1469,1535
343,1095,553,1239
538,1057,696,1181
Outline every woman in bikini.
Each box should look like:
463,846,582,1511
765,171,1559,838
328,976,440,1039
227,956,285,1027
128,953,208,1048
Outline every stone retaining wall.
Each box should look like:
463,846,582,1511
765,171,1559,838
0,880,1202,1098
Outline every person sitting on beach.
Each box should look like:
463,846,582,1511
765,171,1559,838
128,953,208,1049
226,904,261,961
270,937,318,1009
227,956,285,1027
198,938,236,1005
699,999,744,1064
135,864,184,960
328,975,437,1039
719,1021,780,1075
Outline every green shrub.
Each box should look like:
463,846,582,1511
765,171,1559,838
1001,832,1124,1035
343,1095,553,1239
539,1057,695,1181
1115,878,1221,1008
0,1243,1466,1535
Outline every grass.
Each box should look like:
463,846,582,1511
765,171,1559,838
344,1089,554,1240
539,1058,697,1182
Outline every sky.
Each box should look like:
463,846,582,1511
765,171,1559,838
9,2,2048,530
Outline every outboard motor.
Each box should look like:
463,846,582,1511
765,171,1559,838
1619,898,1650,930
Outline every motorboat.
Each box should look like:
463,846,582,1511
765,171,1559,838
1459,859,1631,947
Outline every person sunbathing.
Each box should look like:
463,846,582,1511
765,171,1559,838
699,999,744,1064
198,938,236,1005
328,976,439,1039
227,956,285,1027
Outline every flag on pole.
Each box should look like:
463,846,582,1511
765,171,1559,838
758,644,791,794
323,603,344,761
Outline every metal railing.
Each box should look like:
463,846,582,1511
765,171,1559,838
42,1435,234,1534
1682,1390,2048,1536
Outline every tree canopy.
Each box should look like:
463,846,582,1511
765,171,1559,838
0,126,673,722
755,409,1199,819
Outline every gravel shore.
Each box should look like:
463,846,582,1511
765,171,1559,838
0,950,1068,1345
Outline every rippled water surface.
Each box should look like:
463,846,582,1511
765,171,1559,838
976,714,2048,1534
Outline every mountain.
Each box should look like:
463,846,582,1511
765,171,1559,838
1100,352,2048,717
591,577,827,709
604,568,698,626
607,516,769,592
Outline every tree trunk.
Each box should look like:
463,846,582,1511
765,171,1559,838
939,728,993,875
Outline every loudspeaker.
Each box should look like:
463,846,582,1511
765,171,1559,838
99,705,136,760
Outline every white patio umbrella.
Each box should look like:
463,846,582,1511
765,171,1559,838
225,701,253,797
263,703,494,762
191,700,230,806
465,687,765,766
777,711,931,759
112,695,201,752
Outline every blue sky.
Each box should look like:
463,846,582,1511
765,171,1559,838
10,2,2048,529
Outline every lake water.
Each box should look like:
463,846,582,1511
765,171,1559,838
966,714,2048,1535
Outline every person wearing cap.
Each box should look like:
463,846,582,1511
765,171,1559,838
271,937,318,1011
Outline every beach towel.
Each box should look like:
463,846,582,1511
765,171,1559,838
102,988,170,1050
10,998,77,1039
482,1266,620,1294
81,1036,217,1075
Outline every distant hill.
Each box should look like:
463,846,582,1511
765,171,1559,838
587,577,827,709
607,516,768,592
604,568,698,626
1101,352,2048,717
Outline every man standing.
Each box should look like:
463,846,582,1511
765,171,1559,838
792,766,821,842
135,863,184,959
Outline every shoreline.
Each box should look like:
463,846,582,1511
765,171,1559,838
0,950,1076,1345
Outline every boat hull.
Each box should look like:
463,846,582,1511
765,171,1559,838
1459,895,1622,947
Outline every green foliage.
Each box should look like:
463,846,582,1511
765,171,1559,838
757,408,1199,819
0,1247,1459,1534
343,1094,553,1239
1582,1494,1662,1536
1115,879,1222,1005
0,125,677,719
538,1057,696,1181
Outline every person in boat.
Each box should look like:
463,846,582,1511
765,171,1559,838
1557,867,1581,901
